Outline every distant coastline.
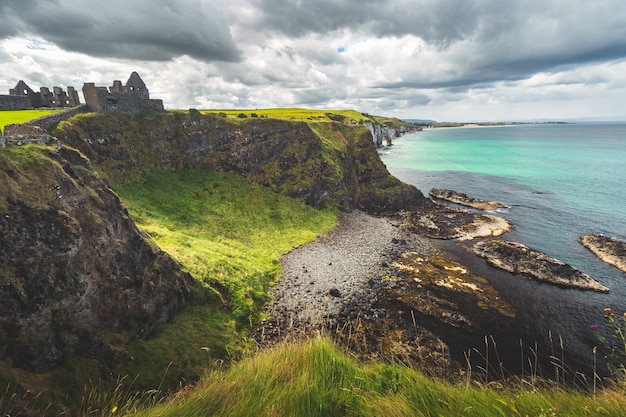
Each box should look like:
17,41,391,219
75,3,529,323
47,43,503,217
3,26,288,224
422,123,507,131
420,121,570,131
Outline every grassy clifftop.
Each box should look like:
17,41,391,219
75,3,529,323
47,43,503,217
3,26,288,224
124,338,626,417
53,110,426,211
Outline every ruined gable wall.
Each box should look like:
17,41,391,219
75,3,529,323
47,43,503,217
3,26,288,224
82,72,164,115
83,85,164,115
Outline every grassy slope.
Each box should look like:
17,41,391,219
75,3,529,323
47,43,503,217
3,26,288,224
117,169,337,323
129,338,625,417
113,169,337,389
0,109,62,133
0,148,336,414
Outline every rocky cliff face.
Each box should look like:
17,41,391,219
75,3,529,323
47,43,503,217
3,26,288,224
55,112,427,212
363,121,420,147
0,146,194,372
0,112,426,372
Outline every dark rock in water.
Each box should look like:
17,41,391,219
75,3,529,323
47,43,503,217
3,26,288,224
429,188,507,211
581,234,626,273
472,240,609,293
406,201,511,241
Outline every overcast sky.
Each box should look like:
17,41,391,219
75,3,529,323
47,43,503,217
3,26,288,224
1,0,626,121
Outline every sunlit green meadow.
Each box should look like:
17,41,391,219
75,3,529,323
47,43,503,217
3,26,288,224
105,168,339,394
117,169,337,323
0,109,62,133
200,108,369,123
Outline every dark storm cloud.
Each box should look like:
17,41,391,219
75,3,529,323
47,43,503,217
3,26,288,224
252,0,626,89
0,0,241,62
251,0,479,46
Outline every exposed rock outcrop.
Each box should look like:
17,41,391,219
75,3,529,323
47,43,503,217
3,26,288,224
429,188,507,211
472,240,609,293
364,121,420,147
54,112,428,212
406,202,511,240
254,211,519,378
581,234,626,273
0,145,194,372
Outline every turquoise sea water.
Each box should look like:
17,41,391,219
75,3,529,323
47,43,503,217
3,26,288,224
380,123,626,373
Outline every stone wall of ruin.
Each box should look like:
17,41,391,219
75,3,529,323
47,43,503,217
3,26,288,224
0,95,31,110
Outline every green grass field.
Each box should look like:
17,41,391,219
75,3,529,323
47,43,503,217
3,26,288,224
200,108,369,124
199,108,418,136
117,169,337,324
0,109,62,133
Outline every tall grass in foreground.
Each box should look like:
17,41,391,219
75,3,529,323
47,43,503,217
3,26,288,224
128,337,625,417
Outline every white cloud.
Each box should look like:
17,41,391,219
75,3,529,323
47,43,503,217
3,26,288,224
1,0,626,120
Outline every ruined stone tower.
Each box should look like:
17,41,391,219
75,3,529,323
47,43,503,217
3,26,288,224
82,72,164,115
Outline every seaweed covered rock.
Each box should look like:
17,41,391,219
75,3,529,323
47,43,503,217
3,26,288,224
472,240,609,292
429,188,507,211
581,234,626,273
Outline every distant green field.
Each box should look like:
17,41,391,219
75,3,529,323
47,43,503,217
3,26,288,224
201,108,369,124
199,108,417,133
0,109,61,133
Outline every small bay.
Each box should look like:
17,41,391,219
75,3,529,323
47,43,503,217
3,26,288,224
381,123,626,373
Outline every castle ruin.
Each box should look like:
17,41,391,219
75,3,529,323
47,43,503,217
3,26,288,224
1,71,165,147
0,72,164,116
0,81,80,110
82,72,164,115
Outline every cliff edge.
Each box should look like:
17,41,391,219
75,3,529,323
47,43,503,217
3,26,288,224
53,111,427,212
0,145,194,372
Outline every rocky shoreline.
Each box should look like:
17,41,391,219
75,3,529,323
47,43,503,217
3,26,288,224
253,188,613,377
253,208,518,377
429,188,508,211
580,234,626,273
